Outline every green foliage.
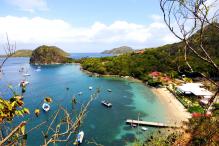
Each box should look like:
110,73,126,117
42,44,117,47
188,117,219,145
30,45,72,65
188,106,205,113
102,46,133,55
12,50,33,57
79,23,219,79
0,96,29,122
143,131,181,146
213,103,219,109
147,79,162,87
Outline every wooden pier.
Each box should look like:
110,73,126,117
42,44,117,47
126,119,177,128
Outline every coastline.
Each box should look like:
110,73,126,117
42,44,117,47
151,87,191,126
80,67,191,127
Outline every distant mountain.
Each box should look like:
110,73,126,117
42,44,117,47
30,45,71,65
101,46,134,55
0,50,33,57
12,50,32,57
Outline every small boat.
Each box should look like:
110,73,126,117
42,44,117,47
131,124,137,128
107,89,112,92
78,92,83,95
36,68,41,72
74,131,84,145
42,103,50,112
89,86,93,90
19,80,29,87
141,127,148,131
23,73,30,76
101,100,112,107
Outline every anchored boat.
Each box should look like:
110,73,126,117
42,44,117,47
42,103,50,112
107,89,112,92
74,131,84,145
19,80,29,87
141,127,148,131
23,73,30,76
101,100,112,107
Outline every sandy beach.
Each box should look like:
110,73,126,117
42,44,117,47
151,87,191,127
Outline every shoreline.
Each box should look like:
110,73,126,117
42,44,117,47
151,87,191,126
80,67,191,127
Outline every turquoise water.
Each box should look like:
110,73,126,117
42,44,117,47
0,58,167,146
70,53,113,59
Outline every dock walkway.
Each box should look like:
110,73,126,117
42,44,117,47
126,119,179,128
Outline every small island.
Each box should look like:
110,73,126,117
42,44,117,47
101,46,134,55
30,45,72,65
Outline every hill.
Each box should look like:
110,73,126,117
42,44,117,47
0,50,33,57
79,23,219,78
30,45,71,65
12,50,32,57
101,46,134,55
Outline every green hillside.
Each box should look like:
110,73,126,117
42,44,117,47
78,24,219,79
30,45,72,65
12,50,33,57
101,46,134,55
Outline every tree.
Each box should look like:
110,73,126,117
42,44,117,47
160,0,219,109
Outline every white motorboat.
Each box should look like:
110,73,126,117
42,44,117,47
74,131,84,145
107,89,112,92
89,86,93,90
141,127,148,131
23,73,31,76
42,103,50,112
101,100,112,107
36,68,41,72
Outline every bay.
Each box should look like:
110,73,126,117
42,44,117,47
0,57,167,146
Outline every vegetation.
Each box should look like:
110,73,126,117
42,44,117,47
78,24,219,82
101,46,134,55
12,50,32,57
30,45,74,65
0,50,32,57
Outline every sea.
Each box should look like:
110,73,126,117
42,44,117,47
0,53,168,146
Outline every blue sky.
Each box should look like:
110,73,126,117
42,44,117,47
0,0,177,53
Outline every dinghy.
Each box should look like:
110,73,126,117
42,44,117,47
23,73,30,76
141,127,148,131
89,86,93,90
74,131,84,145
107,89,112,92
101,100,112,107
42,103,50,112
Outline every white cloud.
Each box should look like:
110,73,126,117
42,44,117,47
150,14,163,22
0,16,178,51
6,0,48,12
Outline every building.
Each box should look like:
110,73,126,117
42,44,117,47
177,83,213,105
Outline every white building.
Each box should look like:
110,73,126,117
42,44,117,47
177,83,213,105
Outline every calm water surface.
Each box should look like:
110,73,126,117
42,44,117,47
0,57,167,146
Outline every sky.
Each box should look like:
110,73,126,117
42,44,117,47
0,0,179,53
